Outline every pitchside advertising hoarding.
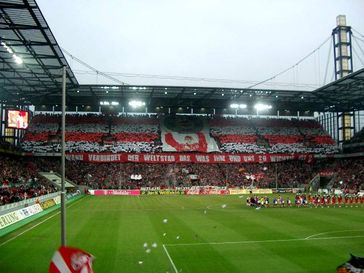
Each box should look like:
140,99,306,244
0,195,67,230
185,188,230,195
66,152,313,164
88,189,141,196
88,188,275,196
0,203,43,229
228,188,273,195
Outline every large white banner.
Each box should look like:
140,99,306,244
161,116,220,152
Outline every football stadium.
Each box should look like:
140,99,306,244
1,1,364,273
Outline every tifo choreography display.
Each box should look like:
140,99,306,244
21,114,338,154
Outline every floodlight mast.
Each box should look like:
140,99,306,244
61,66,67,246
332,15,354,143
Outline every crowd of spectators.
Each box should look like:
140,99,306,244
0,154,57,205
329,158,364,193
218,161,316,188
1,152,363,205
65,157,364,192
29,158,305,189
18,155,364,191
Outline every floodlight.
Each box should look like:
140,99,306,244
230,103,247,109
13,55,23,64
2,41,23,64
129,100,145,108
111,101,119,106
254,103,272,111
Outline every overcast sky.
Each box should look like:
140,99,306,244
36,0,364,90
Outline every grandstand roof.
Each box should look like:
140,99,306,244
72,84,321,112
0,0,78,105
0,0,363,113
312,68,364,112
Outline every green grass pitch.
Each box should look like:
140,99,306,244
1,194,364,273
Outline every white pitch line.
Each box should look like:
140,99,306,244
305,229,364,240
165,234,364,247
0,197,84,247
162,244,179,273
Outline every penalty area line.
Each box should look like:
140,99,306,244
0,197,85,247
165,234,364,247
163,244,179,273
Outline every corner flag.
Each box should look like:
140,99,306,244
49,246,94,273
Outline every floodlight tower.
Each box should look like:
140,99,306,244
332,15,354,143
332,15,353,80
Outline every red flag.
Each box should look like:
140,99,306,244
49,246,94,273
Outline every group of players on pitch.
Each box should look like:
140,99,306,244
247,194,364,208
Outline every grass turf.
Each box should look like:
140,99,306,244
0,194,363,273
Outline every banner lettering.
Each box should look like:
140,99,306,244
66,153,314,164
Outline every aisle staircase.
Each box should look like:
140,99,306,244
39,172,76,189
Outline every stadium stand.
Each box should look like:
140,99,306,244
0,154,57,205
347,128,364,144
21,114,162,153
21,114,337,154
329,158,364,193
1,151,363,205
209,116,338,154
342,127,364,153
14,156,363,192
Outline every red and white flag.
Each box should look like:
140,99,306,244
49,246,94,273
